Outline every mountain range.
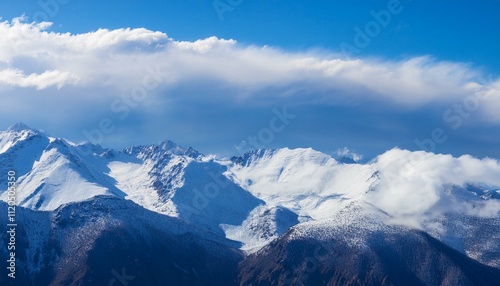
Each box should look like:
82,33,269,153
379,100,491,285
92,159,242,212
0,123,499,285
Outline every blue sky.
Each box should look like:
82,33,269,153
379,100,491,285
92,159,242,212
0,0,499,159
2,0,498,72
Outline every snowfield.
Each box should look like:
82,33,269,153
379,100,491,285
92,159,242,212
1,123,499,266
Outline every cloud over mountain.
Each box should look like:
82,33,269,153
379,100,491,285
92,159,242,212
0,17,499,157
1,17,497,101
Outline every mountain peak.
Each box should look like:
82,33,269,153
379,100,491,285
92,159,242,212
158,139,202,157
6,122,39,133
159,139,180,150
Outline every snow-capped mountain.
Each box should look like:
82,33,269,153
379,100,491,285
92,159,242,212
227,147,500,267
1,123,499,285
0,197,243,285
240,203,500,285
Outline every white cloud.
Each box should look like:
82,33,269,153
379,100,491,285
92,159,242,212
335,147,363,162
0,17,498,111
0,68,78,89
173,36,236,53
0,17,499,156
368,148,500,224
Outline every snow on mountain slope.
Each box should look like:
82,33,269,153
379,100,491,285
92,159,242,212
0,197,244,286
0,123,40,154
0,124,266,242
1,123,499,265
228,147,500,226
240,202,500,286
168,159,264,234
227,146,500,266
105,143,265,235
227,148,378,221
289,202,405,249
107,153,167,213
0,126,126,210
221,204,299,252
0,125,50,191
110,142,199,216
284,197,500,270
16,146,111,210
422,212,500,268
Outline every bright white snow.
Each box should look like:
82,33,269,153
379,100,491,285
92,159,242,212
1,124,499,258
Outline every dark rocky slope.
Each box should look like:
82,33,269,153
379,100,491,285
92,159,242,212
239,228,500,286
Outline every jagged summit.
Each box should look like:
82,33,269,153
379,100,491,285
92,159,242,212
0,125,500,285
158,139,201,157
6,122,40,133
119,139,201,159
159,139,180,150
0,123,48,155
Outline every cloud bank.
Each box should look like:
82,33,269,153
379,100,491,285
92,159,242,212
369,148,500,227
1,18,498,104
0,17,499,157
